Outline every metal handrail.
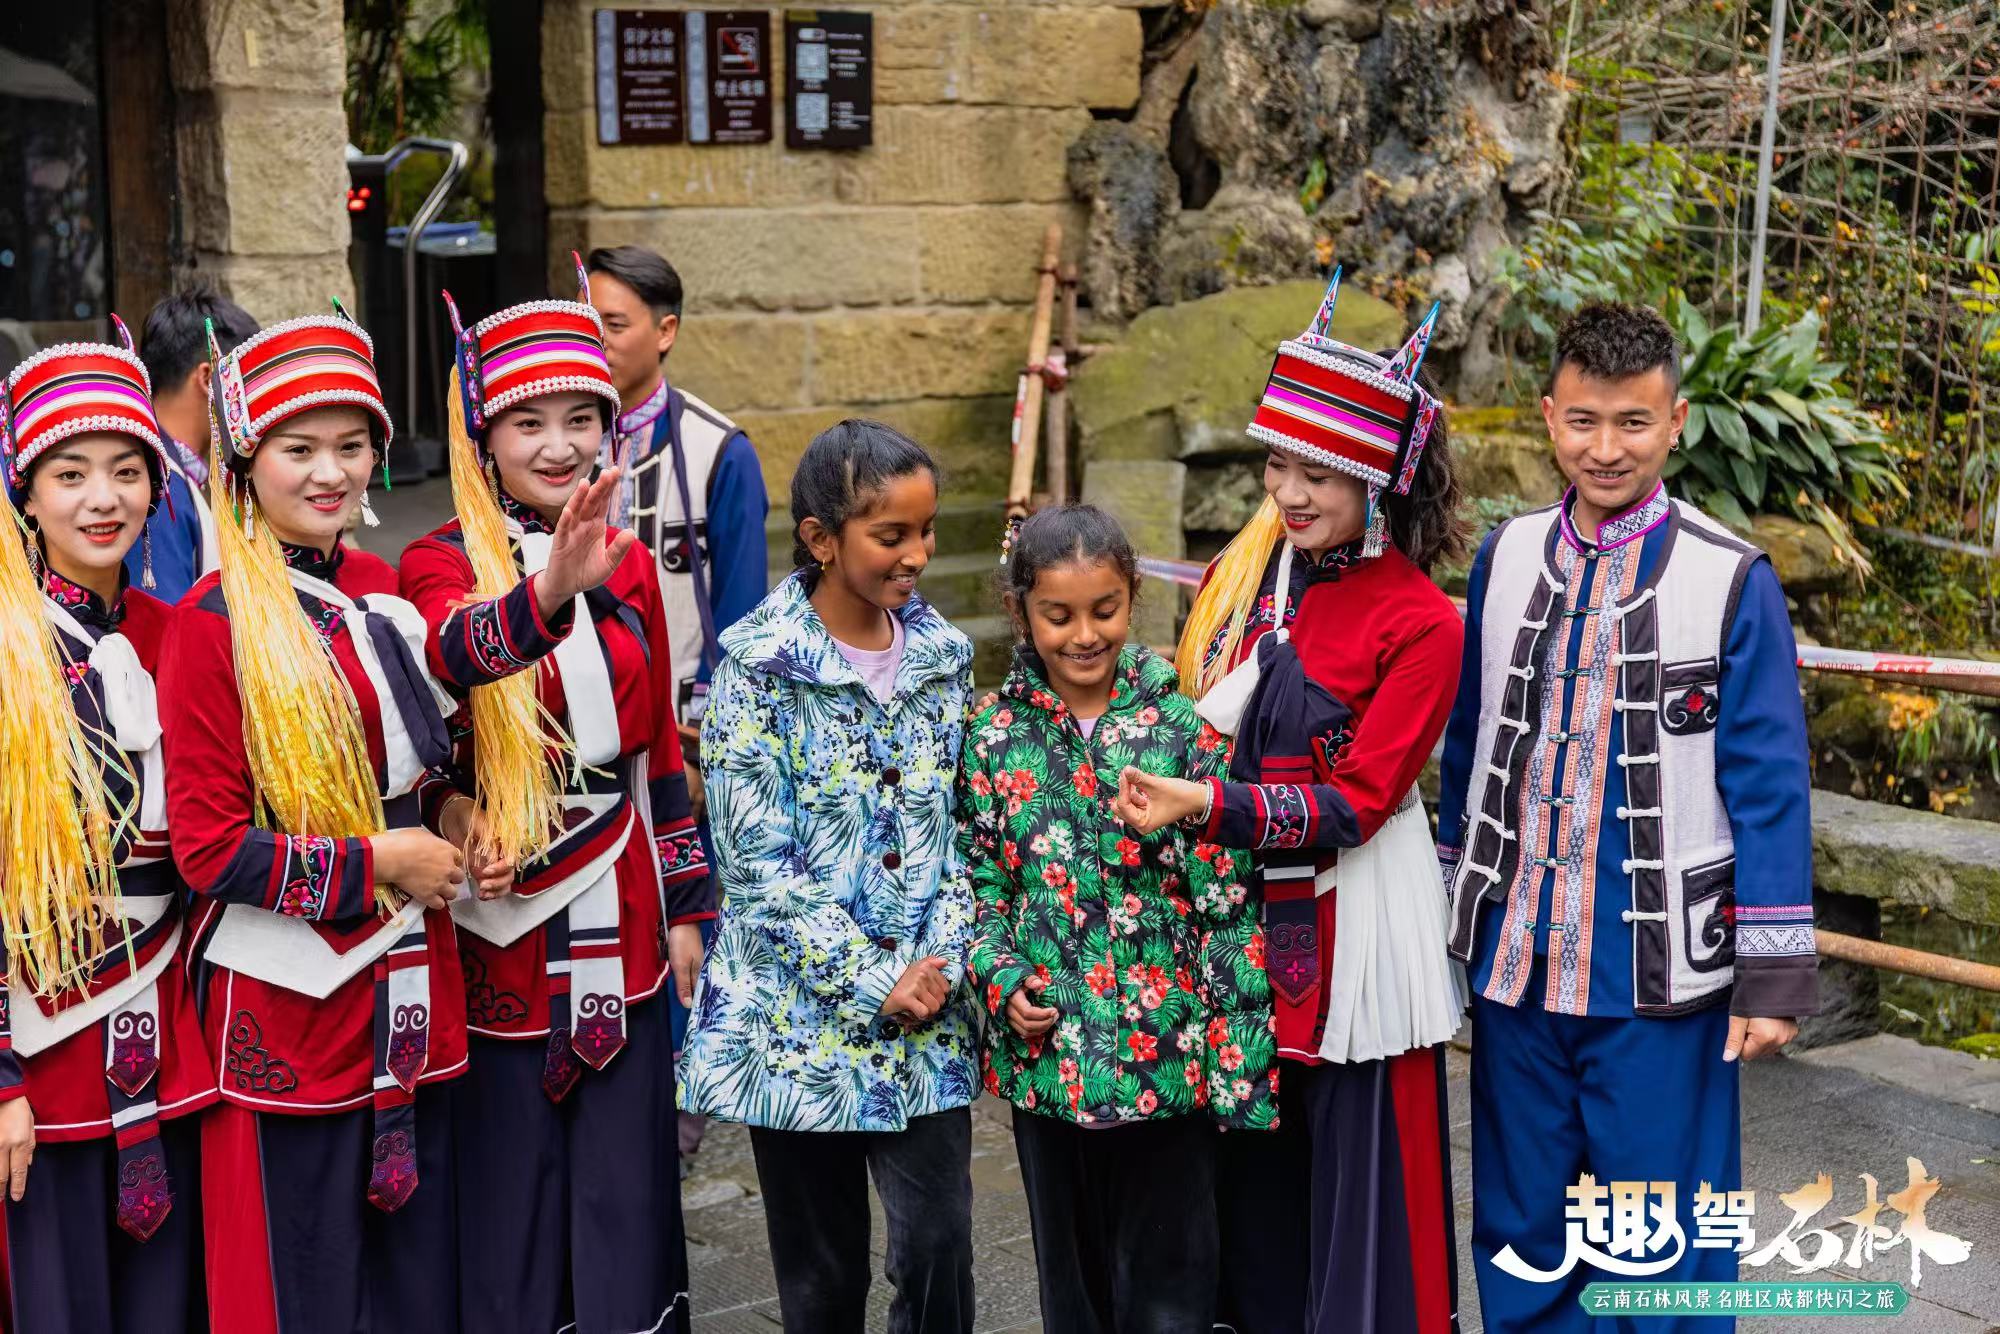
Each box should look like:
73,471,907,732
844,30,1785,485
345,136,468,440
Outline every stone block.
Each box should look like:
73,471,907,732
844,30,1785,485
960,7,1142,108
1081,460,1186,647
834,107,1090,206
190,251,356,328
734,395,1017,500
540,0,596,115
670,316,812,411
876,6,965,104
916,204,1085,305
1072,278,1406,464
168,0,345,96
1812,789,2000,927
809,308,1027,404
1743,513,1860,596
546,110,841,210
558,207,922,311
178,94,352,258
1453,427,1564,508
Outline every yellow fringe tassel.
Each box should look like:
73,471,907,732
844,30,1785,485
445,366,571,864
1176,496,1286,699
0,504,120,997
207,436,395,912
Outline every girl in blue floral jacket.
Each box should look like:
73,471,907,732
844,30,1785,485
679,420,978,1334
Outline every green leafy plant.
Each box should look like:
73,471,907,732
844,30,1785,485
1495,143,1718,347
1668,299,1905,572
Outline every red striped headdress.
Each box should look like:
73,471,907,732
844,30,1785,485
209,307,393,462
1247,267,1441,496
444,254,619,444
2,315,172,505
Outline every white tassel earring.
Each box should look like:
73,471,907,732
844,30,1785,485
141,525,157,590
360,489,380,527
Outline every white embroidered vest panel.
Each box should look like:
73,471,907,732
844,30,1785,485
1446,500,1762,1014
628,388,733,714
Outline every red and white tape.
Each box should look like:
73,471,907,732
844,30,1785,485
1135,557,2000,699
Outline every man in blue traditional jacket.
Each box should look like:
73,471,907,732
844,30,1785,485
1439,301,1819,1332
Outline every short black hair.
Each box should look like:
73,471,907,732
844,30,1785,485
790,419,939,568
586,245,683,321
139,279,259,393
1547,301,1682,398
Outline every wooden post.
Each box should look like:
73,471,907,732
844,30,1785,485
1007,225,1064,518
1044,262,1080,506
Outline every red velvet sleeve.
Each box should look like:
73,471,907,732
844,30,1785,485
398,533,572,693
1203,608,1464,850
159,600,376,921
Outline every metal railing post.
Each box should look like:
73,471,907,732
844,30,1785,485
1743,0,1790,335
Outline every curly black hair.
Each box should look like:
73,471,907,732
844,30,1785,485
1547,301,1682,398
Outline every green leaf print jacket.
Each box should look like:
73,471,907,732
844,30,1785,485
962,646,1278,1131
678,573,980,1133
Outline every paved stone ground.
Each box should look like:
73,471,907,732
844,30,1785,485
680,1036,2000,1334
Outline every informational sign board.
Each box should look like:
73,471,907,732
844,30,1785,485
685,10,774,145
594,9,686,145
785,11,873,150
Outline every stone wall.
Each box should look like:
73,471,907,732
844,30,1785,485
542,0,1146,496
167,0,357,322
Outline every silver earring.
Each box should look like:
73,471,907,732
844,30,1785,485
141,525,157,590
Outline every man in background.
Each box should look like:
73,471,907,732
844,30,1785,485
136,282,260,601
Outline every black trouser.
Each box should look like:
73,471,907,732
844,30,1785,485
748,1106,975,1334
1012,1109,1218,1334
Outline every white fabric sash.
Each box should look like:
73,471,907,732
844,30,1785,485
511,525,622,768
1195,542,1294,738
43,599,167,832
285,568,456,799
206,898,426,1001
449,796,633,947
12,909,177,1058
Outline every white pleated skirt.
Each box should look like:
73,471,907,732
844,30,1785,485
1312,793,1469,1065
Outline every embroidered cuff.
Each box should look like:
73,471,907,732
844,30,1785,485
1437,842,1463,891
446,575,570,687
274,834,372,922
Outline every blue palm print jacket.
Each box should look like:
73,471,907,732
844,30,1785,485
678,570,981,1132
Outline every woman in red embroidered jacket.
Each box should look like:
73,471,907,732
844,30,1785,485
398,280,713,1334
1116,273,1470,1334
0,327,214,1333
158,308,620,1334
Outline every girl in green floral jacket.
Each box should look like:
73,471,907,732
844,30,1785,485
962,504,1273,1334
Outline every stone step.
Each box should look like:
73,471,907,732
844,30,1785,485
954,614,1018,691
